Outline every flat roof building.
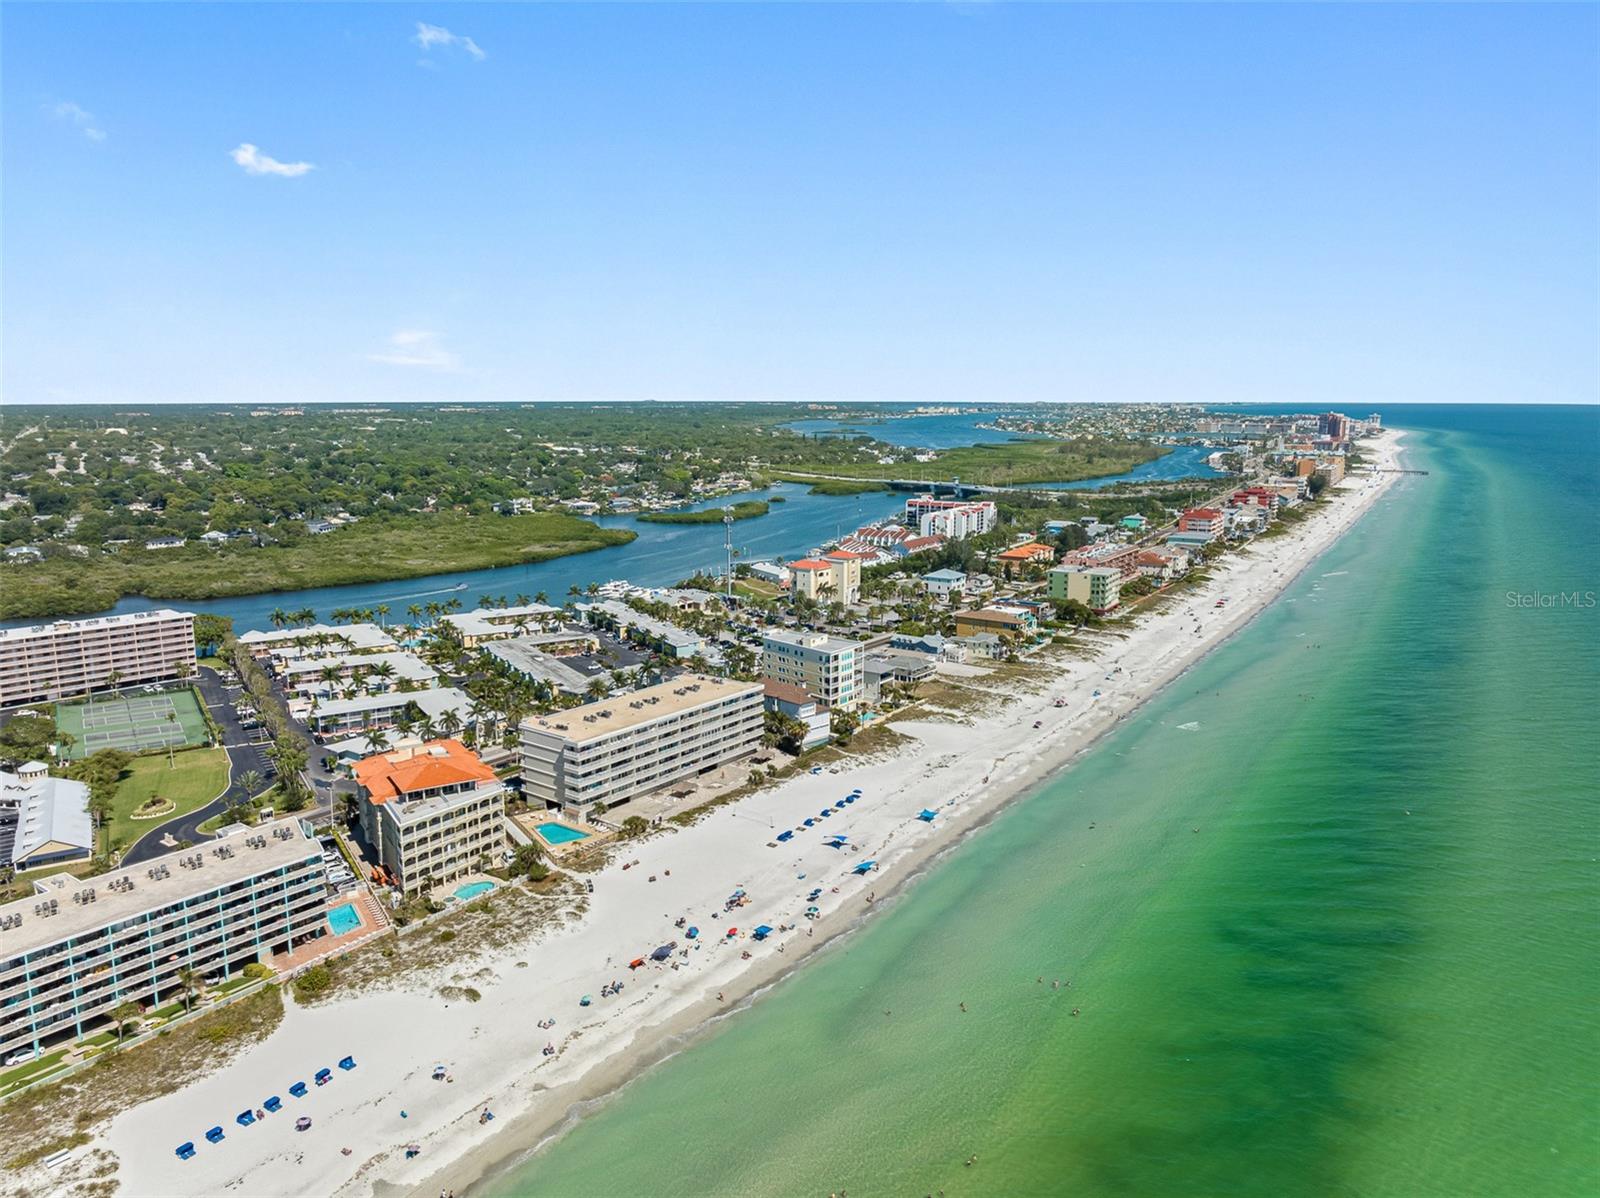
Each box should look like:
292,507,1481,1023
440,603,563,648
761,629,864,711
0,818,325,1060
0,609,195,707
520,675,762,819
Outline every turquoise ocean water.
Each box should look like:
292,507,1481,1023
487,406,1598,1197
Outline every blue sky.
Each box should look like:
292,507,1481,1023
4,3,1595,407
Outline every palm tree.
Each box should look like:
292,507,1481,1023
407,604,424,625
175,966,203,1014
236,768,264,799
376,603,390,627
437,708,463,739
112,999,143,1045
515,593,532,608
370,660,396,689
534,591,549,606
164,712,179,767
270,607,289,631
100,669,124,708
363,727,389,755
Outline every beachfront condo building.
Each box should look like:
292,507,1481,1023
761,630,864,710
0,609,195,708
0,818,325,1061
519,675,763,819
1048,565,1123,614
353,739,506,895
304,685,473,741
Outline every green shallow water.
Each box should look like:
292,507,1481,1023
487,407,1600,1198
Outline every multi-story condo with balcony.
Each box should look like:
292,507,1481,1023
0,609,195,707
0,818,325,1061
761,630,864,711
353,739,506,895
519,675,763,820
905,497,997,541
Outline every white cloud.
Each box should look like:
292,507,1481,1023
368,330,461,371
50,101,106,142
413,21,485,63
229,143,315,178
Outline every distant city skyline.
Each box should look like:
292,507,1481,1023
4,3,1595,408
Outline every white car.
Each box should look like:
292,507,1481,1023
5,1049,39,1066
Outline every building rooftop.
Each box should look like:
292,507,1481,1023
280,650,437,684
441,603,562,640
0,817,319,958
1,771,93,867
239,622,397,654
788,559,834,571
997,542,1055,560
485,637,603,695
762,680,816,707
762,628,864,654
353,739,496,805
311,685,471,721
923,568,967,583
0,608,192,643
522,674,761,744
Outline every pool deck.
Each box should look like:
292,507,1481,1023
271,891,389,975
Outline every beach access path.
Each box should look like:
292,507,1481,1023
87,435,1407,1198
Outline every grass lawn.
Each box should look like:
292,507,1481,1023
0,1050,68,1098
108,747,231,853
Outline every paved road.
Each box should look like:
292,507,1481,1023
122,666,278,864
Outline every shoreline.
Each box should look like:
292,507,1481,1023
87,433,1407,1198
431,434,1410,1198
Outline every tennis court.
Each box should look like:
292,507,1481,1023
55,690,209,760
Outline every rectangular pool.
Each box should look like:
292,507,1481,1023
537,822,590,845
326,902,361,936
454,880,495,901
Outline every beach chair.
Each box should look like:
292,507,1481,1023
235,1110,255,1127
205,1127,225,1144
314,1068,332,1086
175,1142,196,1160
338,1056,356,1071
289,1082,308,1098
263,1096,282,1113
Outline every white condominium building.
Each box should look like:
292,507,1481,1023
905,497,997,541
0,609,196,708
0,818,325,1061
761,629,864,711
519,675,763,818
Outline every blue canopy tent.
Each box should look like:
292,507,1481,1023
843,796,857,804
851,860,877,875
776,830,794,842
833,800,848,810
918,809,937,822
339,1056,356,1071
850,789,862,796
651,944,674,961
205,1127,225,1144
289,1082,308,1098
825,835,848,849
810,767,823,775
314,1068,332,1086
802,819,816,827
753,925,773,940
236,1110,255,1127
819,810,833,819
263,1096,282,1113
175,1142,197,1160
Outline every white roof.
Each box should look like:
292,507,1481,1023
1,771,94,866
0,608,192,644
280,650,437,684
441,603,562,639
312,685,471,721
239,622,397,653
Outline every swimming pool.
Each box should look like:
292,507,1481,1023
538,822,590,845
454,880,495,901
326,902,361,936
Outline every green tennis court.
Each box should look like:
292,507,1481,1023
55,690,209,760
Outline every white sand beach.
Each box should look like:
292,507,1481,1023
84,435,1406,1198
